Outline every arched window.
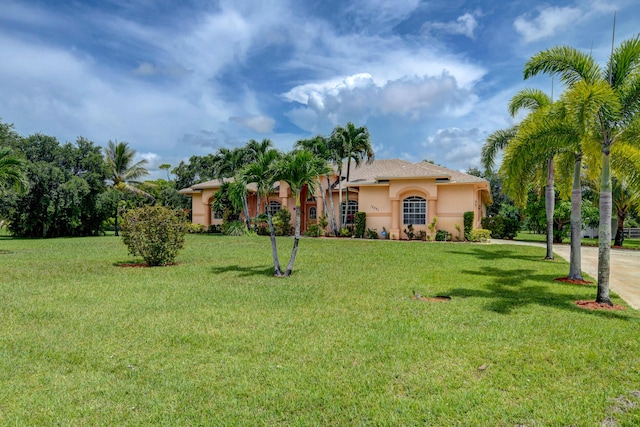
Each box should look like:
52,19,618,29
309,206,317,220
403,196,426,225
341,200,358,224
266,201,282,216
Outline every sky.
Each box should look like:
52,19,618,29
1,0,638,180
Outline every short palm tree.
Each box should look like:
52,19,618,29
274,150,332,277
104,140,151,235
523,34,640,305
330,123,374,227
0,146,28,195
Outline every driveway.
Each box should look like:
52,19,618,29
491,239,640,310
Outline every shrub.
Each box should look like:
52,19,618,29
339,227,352,237
318,214,328,233
427,216,438,240
435,229,451,241
272,209,292,236
208,224,222,234
404,224,416,240
121,206,189,266
468,229,491,242
187,223,206,234
463,211,474,240
304,223,322,237
365,228,379,239
222,220,246,236
354,212,366,238
481,215,520,239
418,230,426,241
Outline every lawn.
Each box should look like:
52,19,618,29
1,234,639,426
515,230,640,249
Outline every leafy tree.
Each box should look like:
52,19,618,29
274,150,331,277
172,154,216,190
523,34,640,304
330,123,374,226
104,140,151,235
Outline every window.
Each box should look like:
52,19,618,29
340,200,358,224
266,201,282,216
403,196,426,225
309,206,317,220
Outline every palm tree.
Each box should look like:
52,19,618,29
213,147,251,228
330,123,374,227
238,148,284,276
295,135,339,235
482,88,556,260
274,150,332,277
0,146,28,195
104,140,151,236
523,34,640,305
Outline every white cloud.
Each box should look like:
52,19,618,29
230,115,275,133
422,128,485,170
514,6,583,43
423,12,480,39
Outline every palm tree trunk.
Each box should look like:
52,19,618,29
337,168,343,230
267,211,283,276
114,207,119,237
545,158,555,260
242,194,251,230
285,194,302,276
326,177,338,235
568,153,583,280
597,145,613,305
344,158,351,226
317,179,335,235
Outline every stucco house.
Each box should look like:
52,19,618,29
179,159,492,240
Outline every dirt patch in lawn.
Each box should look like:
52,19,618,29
554,277,593,285
574,300,625,310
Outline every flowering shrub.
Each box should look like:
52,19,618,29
121,206,189,266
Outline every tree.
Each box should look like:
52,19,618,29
612,176,640,246
0,146,28,195
482,88,556,260
295,135,339,235
274,150,332,277
104,140,151,236
330,123,374,227
213,147,250,229
172,154,216,190
523,33,640,305
238,148,284,276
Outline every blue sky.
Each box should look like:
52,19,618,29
1,0,638,179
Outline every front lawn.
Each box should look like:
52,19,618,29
0,234,638,425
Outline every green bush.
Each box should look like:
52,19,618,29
222,220,246,236
468,229,491,242
121,206,189,266
272,209,292,236
187,223,206,234
435,229,451,241
340,227,352,237
208,224,222,234
354,212,366,238
304,223,322,237
481,215,520,239
365,228,379,239
404,224,416,240
463,211,474,240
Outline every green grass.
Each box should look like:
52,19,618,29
1,234,639,426
515,230,640,249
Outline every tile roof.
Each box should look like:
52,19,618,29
339,159,487,184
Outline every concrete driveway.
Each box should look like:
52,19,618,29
491,239,640,310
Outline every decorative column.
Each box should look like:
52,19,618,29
390,199,400,240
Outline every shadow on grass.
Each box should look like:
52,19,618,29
444,246,547,262
210,264,275,278
448,266,636,320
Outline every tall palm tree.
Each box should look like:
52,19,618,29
295,135,339,235
104,140,151,236
238,148,284,276
482,88,556,260
330,123,374,227
611,176,640,247
0,146,28,195
523,34,640,305
213,147,251,228
274,150,332,277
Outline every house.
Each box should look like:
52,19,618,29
179,159,492,239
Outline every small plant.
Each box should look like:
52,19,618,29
468,228,491,242
272,208,292,236
121,206,189,266
435,229,451,241
318,214,328,233
339,227,353,237
418,230,426,241
222,220,246,236
207,224,222,234
427,216,438,240
354,212,366,238
187,223,206,234
454,223,462,241
404,224,416,240
365,228,379,239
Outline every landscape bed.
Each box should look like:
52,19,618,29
0,234,639,425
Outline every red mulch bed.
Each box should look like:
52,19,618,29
554,277,593,285
575,300,625,311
